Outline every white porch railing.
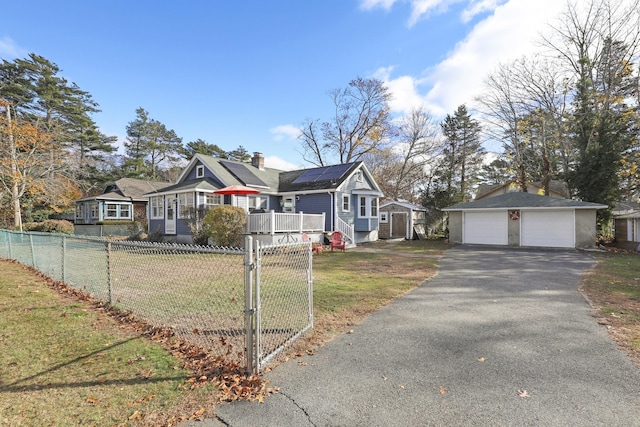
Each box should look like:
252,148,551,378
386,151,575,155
247,211,325,235
336,217,354,243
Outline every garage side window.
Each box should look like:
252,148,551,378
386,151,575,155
380,212,388,223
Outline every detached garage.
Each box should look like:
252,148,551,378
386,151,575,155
443,193,607,249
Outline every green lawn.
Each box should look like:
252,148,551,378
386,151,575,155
0,238,449,424
0,260,216,426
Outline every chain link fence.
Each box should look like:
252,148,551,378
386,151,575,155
0,229,313,373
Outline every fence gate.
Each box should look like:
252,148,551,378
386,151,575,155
244,236,314,373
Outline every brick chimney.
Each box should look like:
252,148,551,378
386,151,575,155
251,152,265,170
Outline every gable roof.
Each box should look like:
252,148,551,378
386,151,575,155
278,161,377,193
380,201,428,211
443,192,607,211
177,154,281,193
76,178,171,202
146,177,222,196
613,200,640,215
475,180,569,200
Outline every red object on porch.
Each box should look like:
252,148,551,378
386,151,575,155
302,233,324,254
330,231,346,252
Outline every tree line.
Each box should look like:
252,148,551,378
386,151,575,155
0,55,250,228
299,0,640,225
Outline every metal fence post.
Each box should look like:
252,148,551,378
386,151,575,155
244,235,255,373
254,239,262,371
8,231,13,259
29,233,36,267
107,241,112,305
308,241,314,328
62,235,66,283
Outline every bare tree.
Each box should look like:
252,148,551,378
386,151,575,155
299,77,394,166
365,107,441,203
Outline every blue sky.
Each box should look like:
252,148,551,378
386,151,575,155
1,0,572,170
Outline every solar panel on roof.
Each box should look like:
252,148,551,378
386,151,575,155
292,163,352,184
219,161,268,187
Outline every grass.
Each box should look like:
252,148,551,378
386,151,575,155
580,251,640,367
0,260,217,426
0,239,448,423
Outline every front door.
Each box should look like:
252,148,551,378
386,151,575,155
165,196,176,234
391,212,407,238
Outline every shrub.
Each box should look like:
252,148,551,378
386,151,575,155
204,205,247,248
146,228,165,243
185,207,210,246
23,219,74,234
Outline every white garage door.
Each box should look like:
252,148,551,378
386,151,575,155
463,211,508,245
521,210,574,248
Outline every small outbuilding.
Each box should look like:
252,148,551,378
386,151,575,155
442,192,607,249
379,201,428,240
612,201,640,249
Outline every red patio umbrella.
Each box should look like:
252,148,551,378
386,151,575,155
214,185,260,206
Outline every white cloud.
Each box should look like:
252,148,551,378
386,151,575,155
461,0,504,23
359,0,399,10
377,0,566,118
374,66,429,115
270,124,301,141
426,0,565,113
264,155,302,171
0,37,27,58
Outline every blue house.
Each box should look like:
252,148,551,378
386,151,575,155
144,152,384,245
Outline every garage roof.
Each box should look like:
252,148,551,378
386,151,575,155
442,192,607,211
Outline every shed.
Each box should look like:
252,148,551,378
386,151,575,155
612,201,640,248
379,201,428,240
442,193,607,249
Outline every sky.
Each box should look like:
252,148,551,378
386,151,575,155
1,0,574,170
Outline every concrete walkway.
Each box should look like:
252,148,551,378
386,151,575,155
197,246,640,426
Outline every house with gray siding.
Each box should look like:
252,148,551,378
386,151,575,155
145,152,383,245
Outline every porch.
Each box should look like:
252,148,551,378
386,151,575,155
247,211,326,246
246,211,361,248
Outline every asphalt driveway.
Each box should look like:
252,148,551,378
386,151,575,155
208,246,640,426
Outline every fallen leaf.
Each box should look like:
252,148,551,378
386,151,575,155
86,396,98,404
298,361,307,366
129,410,142,420
399,384,405,389
439,386,447,395
477,357,486,363
517,389,530,398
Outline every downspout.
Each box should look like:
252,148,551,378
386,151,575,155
329,192,334,232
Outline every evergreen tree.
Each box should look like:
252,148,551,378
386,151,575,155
439,105,484,204
179,138,227,159
124,107,182,179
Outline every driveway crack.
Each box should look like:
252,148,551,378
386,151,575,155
280,390,316,426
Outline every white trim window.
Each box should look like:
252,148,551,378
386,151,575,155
106,203,118,218
358,196,379,218
380,212,388,223
249,195,268,211
204,193,222,209
178,193,195,218
196,165,205,178
150,196,164,219
342,195,350,212
120,204,131,219
91,203,99,219
282,196,295,213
